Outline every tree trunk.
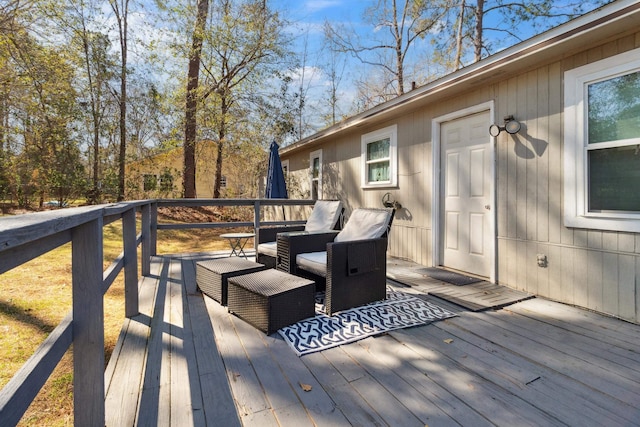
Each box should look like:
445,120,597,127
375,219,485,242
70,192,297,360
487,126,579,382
474,0,484,62
392,0,404,96
118,76,126,201
184,0,209,198
454,0,466,70
117,6,127,201
213,95,227,199
108,0,129,202
92,119,99,203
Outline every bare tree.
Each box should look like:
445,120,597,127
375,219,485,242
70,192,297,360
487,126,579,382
322,28,349,126
183,0,208,198
444,0,609,69
325,0,449,103
109,0,130,201
190,0,286,198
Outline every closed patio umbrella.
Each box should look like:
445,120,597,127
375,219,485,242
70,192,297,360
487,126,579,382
265,140,288,198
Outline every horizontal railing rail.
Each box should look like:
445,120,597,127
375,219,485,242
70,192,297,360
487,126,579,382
0,198,314,426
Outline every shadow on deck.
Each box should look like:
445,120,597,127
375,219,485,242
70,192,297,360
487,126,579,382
104,252,640,426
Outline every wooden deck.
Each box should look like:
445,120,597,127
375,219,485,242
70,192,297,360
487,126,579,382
104,252,640,426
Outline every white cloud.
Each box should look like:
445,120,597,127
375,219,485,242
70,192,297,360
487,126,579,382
304,0,343,14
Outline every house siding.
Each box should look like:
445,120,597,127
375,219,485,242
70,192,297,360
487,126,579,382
282,26,640,323
494,32,640,323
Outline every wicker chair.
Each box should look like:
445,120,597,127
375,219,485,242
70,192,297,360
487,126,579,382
256,200,343,268
293,208,394,315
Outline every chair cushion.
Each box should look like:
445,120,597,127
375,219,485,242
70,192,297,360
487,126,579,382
334,209,392,242
305,200,342,232
257,241,277,257
296,251,327,277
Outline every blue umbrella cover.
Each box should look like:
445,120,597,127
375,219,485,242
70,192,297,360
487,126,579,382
265,140,288,198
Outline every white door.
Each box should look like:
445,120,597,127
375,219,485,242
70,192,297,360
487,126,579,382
440,111,492,277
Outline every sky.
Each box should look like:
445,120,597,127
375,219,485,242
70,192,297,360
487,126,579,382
270,1,373,129
121,0,607,139
266,0,609,135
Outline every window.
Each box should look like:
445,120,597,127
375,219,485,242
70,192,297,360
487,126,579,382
143,174,157,191
361,125,398,188
220,175,227,188
310,150,322,200
159,169,173,192
564,48,640,231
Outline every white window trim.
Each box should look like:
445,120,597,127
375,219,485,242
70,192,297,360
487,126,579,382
361,124,398,188
564,47,640,232
310,149,322,200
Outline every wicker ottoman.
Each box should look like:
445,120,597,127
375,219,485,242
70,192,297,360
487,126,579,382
196,258,267,306
227,269,315,334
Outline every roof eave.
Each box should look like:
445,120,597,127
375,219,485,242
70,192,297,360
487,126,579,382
281,0,640,156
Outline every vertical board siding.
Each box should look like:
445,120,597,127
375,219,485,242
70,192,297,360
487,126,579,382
516,73,528,242
526,69,538,243
603,252,619,316
536,67,550,244
281,29,640,323
618,255,635,319
387,225,430,265
548,61,563,246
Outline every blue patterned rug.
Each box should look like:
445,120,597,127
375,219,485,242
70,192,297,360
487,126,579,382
278,288,457,356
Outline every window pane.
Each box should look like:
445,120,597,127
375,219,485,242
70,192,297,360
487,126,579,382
159,173,173,192
312,157,319,178
588,71,640,144
367,138,390,161
589,145,640,211
368,161,390,182
143,174,157,191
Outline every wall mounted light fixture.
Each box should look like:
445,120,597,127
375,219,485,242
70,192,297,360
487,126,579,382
489,115,521,137
382,192,402,210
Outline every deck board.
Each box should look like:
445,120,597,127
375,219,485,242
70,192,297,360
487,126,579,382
439,308,638,426
257,334,349,425
182,259,239,425
104,253,640,426
414,318,619,426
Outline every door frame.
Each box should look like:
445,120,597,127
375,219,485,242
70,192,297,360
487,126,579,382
431,101,497,283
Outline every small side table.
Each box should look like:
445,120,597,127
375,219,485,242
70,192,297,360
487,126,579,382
220,232,255,258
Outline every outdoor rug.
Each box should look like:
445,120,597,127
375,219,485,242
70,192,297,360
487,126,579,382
278,288,457,356
418,267,482,286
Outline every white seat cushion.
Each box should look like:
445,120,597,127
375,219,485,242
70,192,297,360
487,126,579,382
259,201,341,257
257,241,277,257
296,251,327,277
304,200,342,232
334,209,392,242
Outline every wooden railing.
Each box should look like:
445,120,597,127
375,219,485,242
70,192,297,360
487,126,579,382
0,198,314,427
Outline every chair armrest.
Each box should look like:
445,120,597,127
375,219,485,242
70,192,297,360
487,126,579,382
327,237,388,277
256,225,305,244
277,231,339,273
324,237,388,315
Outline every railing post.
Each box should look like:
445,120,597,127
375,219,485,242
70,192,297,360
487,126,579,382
150,201,157,256
141,203,151,276
123,208,139,317
254,200,260,250
72,217,105,426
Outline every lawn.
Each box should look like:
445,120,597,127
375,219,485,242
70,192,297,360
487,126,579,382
0,209,241,426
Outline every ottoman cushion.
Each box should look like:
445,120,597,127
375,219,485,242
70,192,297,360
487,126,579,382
227,269,314,334
196,258,267,306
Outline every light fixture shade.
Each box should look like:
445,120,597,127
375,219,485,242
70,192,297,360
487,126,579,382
505,120,521,134
489,124,501,137
489,116,522,137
